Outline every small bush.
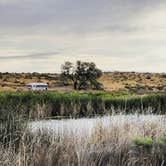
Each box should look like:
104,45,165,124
133,137,153,148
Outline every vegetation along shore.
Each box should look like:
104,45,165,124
0,92,166,119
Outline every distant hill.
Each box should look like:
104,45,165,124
0,72,165,93
99,72,166,93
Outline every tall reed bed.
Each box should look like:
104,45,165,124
0,115,165,165
0,92,166,119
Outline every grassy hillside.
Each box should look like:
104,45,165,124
0,72,165,93
100,72,166,93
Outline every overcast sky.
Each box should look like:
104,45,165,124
0,0,166,73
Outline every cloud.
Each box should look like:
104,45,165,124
0,51,60,60
0,0,166,72
0,0,164,30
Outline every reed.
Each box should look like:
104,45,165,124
0,92,166,119
0,115,165,166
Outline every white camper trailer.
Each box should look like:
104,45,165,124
27,83,48,91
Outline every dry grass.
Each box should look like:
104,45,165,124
0,115,165,166
0,72,165,93
100,72,166,93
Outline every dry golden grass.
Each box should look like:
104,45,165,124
100,72,166,93
0,72,165,93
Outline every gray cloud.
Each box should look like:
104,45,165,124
0,0,166,72
0,0,165,31
0,51,60,60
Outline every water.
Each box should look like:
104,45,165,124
29,115,166,138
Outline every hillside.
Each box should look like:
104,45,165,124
100,72,166,93
0,72,165,93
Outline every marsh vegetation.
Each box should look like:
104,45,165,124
0,115,166,165
0,92,165,165
0,92,165,119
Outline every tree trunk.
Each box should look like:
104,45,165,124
73,81,78,90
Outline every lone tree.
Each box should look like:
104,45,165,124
60,61,103,90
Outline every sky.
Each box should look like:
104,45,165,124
0,0,166,73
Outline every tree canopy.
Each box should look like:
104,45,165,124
60,61,103,90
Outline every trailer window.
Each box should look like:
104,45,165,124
36,85,47,88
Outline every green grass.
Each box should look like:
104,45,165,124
133,137,153,148
0,92,165,119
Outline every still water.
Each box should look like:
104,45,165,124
29,115,166,138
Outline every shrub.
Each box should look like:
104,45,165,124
133,137,153,148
